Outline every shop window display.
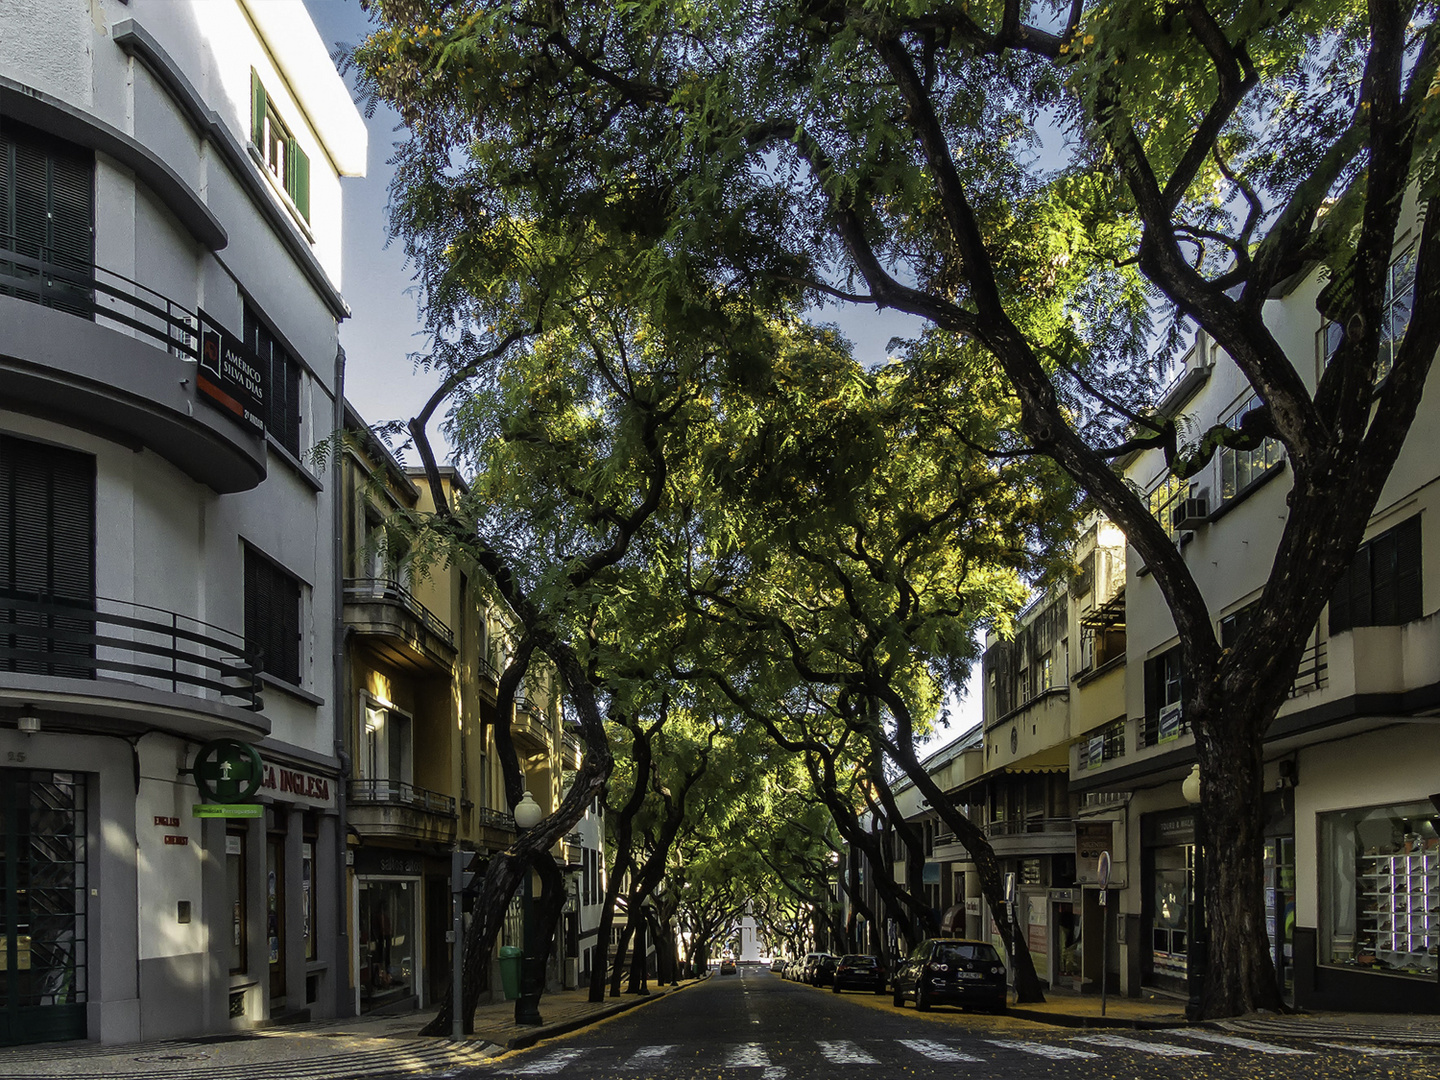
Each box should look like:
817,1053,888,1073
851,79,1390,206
1320,801,1438,978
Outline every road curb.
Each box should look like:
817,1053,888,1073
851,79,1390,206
506,977,709,1050
1004,1007,1198,1031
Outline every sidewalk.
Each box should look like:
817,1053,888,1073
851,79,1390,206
0,980,701,1080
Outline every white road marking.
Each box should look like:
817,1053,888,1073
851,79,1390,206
1180,1030,1314,1055
1077,1034,1210,1056
817,1040,879,1064
725,1043,773,1068
1314,1042,1418,1056
898,1039,982,1062
511,1048,587,1074
624,1045,675,1066
986,1038,1100,1059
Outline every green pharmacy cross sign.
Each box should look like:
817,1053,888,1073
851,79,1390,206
188,738,263,804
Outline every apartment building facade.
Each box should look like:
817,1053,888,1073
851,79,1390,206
0,0,365,1045
339,418,598,1009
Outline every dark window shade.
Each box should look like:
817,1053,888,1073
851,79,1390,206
243,547,301,685
1329,516,1422,634
0,434,95,677
243,304,302,455
1,120,94,316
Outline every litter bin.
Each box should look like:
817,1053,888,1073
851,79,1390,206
499,945,523,1001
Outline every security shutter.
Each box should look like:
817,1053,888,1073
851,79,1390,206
244,546,301,685
1329,515,1421,633
285,137,310,223
0,435,96,677
0,120,94,315
251,70,267,147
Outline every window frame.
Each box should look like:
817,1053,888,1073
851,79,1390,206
1328,515,1423,635
243,303,303,457
1320,245,1417,385
243,543,303,686
1217,395,1284,505
250,70,311,224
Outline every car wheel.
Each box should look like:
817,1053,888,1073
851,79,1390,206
915,982,932,1011
892,984,905,1007
832,983,841,994
874,982,887,995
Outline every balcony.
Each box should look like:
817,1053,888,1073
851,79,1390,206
983,816,1075,857
510,698,552,752
348,777,457,844
0,239,267,493
0,591,268,740
343,577,455,673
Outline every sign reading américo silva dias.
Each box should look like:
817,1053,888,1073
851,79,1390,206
196,309,266,434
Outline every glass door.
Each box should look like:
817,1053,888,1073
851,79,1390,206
1,770,87,1046
1265,837,1295,1003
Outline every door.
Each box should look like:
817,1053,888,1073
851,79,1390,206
1265,837,1295,1003
266,836,286,1003
0,770,87,1046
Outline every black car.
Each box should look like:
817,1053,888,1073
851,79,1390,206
805,953,839,986
891,938,1007,1013
831,954,885,994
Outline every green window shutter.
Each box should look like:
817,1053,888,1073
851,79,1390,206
251,70,267,147
286,137,310,222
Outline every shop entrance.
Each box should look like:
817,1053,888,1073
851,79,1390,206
358,877,419,1012
0,770,87,1047
1264,837,1295,1004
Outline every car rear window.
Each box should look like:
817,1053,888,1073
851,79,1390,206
841,955,876,966
933,943,1001,964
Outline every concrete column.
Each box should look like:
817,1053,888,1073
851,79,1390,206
245,816,268,1021
313,813,341,1017
201,815,229,1031
285,806,307,1013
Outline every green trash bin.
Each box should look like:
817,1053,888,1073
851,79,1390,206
499,945,523,1001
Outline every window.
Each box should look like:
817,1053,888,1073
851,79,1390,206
225,831,247,974
1080,717,1126,769
243,304,302,456
1219,396,1283,502
0,434,95,677
1148,473,1190,540
361,698,414,792
0,120,94,317
244,545,302,685
1322,246,1416,383
1328,515,1422,634
250,71,310,222
1142,646,1185,745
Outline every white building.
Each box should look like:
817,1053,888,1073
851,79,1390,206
0,0,365,1045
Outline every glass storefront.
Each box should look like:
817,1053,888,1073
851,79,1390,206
358,878,418,1011
1319,801,1438,979
1150,843,1192,981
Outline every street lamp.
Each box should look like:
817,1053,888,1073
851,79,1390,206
1182,764,1207,1021
513,790,544,1026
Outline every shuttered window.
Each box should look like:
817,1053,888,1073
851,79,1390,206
250,70,311,224
1329,516,1423,634
243,545,301,685
0,120,94,316
243,304,302,456
0,434,96,677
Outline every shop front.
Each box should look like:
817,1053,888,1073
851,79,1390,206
352,849,425,1013
1140,808,1194,994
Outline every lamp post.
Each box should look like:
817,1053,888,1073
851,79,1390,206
513,790,544,1026
1181,764,1207,1021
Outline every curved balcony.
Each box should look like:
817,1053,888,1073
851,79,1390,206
344,576,454,675
0,591,268,740
0,238,267,493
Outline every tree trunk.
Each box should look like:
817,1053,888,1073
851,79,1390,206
1194,709,1285,1016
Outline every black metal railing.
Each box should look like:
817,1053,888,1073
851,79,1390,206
343,577,454,648
0,591,262,710
478,806,516,831
349,778,457,816
1288,636,1328,698
1140,709,1191,748
1,235,204,361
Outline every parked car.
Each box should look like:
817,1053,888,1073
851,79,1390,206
832,954,886,994
787,958,806,980
798,952,826,982
809,953,840,986
892,938,1007,1013
720,957,738,975
770,956,787,972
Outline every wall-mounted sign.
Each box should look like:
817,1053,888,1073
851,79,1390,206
191,739,264,803
194,803,265,819
153,815,180,828
196,309,266,434
163,835,189,846
259,758,335,810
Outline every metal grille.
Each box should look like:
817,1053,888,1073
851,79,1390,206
2,770,87,1046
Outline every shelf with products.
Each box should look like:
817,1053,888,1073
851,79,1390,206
1355,848,1438,974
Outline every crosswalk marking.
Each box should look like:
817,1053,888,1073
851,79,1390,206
724,1042,773,1068
986,1038,1100,1060
1315,1042,1418,1056
1179,1031,1313,1055
1077,1034,1209,1056
624,1045,675,1066
817,1041,878,1064
512,1048,588,1074
898,1039,982,1062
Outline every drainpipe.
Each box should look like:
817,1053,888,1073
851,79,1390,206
333,343,353,1016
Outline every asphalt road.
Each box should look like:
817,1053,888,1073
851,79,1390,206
467,967,1440,1080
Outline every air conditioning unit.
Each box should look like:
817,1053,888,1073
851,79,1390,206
1170,494,1209,532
